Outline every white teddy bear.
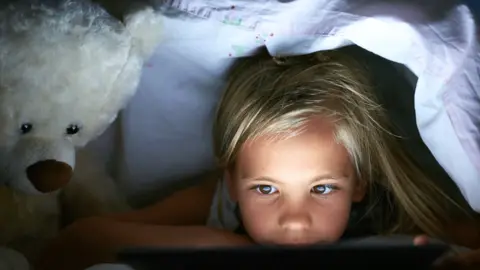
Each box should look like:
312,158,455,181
0,0,162,268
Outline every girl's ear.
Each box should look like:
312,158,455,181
352,178,367,202
225,168,238,202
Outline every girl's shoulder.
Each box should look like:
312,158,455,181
206,178,240,231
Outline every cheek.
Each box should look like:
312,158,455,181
237,194,276,240
312,198,352,240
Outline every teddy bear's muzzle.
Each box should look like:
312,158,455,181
26,160,73,193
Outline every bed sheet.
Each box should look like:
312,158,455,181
88,0,480,210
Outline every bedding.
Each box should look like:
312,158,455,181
88,0,480,210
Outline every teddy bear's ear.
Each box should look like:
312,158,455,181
123,5,163,60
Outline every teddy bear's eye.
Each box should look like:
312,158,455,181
65,124,81,135
20,123,33,134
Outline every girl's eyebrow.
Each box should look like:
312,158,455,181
241,174,348,184
311,175,349,183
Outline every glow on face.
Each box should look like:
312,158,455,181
227,117,365,245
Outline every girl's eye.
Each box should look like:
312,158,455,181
255,185,278,195
311,184,336,195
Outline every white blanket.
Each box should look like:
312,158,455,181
91,0,480,210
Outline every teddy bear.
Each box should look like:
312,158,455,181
0,0,162,268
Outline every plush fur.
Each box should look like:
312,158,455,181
0,0,162,267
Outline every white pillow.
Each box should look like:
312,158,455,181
109,0,480,210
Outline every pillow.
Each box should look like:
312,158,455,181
110,0,480,210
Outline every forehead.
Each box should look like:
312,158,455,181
236,117,353,179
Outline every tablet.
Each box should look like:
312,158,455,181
117,242,448,270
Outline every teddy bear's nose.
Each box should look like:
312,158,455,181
26,160,73,193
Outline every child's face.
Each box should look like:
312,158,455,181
226,117,365,245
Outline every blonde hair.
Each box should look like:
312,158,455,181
213,47,472,239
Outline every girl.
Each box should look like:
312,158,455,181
36,46,480,270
